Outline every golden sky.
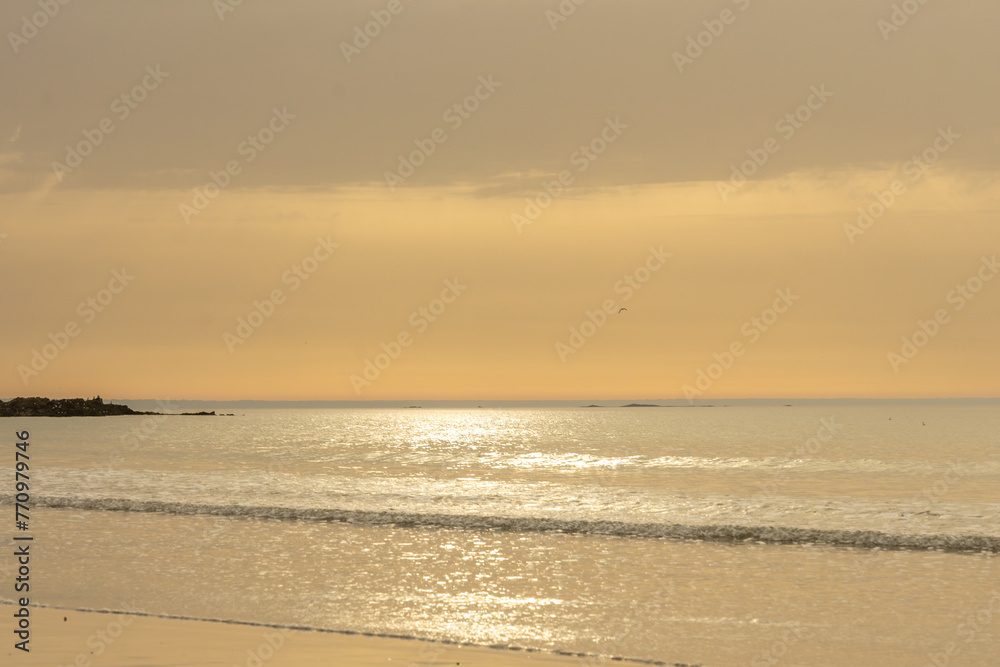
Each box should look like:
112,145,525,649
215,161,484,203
2,0,998,400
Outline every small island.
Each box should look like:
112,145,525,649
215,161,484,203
0,396,216,417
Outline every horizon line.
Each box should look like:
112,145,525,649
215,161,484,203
5,396,1000,405
114,396,1000,405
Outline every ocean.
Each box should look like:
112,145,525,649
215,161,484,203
4,404,999,666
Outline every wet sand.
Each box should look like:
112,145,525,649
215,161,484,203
8,607,591,667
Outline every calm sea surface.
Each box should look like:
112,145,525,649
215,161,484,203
3,405,999,665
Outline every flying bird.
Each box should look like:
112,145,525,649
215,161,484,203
618,308,627,313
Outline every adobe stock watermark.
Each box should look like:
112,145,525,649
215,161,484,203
545,0,587,31
408,641,451,667
751,417,843,501
234,628,292,667
350,277,468,394
921,590,1000,667
115,399,181,462
71,397,185,492
70,399,181,486
749,626,806,667
887,255,998,373
877,0,932,41
212,0,247,21
384,75,501,191
340,0,415,62
910,461,965,514
16,268,135,385
511,116,628,234
179,107,296,223
847,459,969,583
673,0,753,74
223,236,338,352
681,288,799,402
580,575,676,666
54,602,144,667
717,85,833,202
844,126,959,244
555,246,670,362
51,65,170,183
7,0,73,54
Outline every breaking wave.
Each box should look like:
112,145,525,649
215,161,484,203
9,495,1000,553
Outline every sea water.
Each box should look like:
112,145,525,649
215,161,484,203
3,405,999,665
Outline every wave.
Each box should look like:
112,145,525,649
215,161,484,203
9,494,1000,553
0,601,699,667
496,453,1000,474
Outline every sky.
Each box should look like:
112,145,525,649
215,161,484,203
1,0,999,400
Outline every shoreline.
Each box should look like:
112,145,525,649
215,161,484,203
3,605,692,667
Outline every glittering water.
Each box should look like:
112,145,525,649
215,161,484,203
4,405,999,665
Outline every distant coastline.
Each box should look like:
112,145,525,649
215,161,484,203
6,397,998,415
0,396,217,417
96,397,1000,411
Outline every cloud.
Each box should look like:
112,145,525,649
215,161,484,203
1,0,998,192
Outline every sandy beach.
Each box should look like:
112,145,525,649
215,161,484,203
8,607,591,667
